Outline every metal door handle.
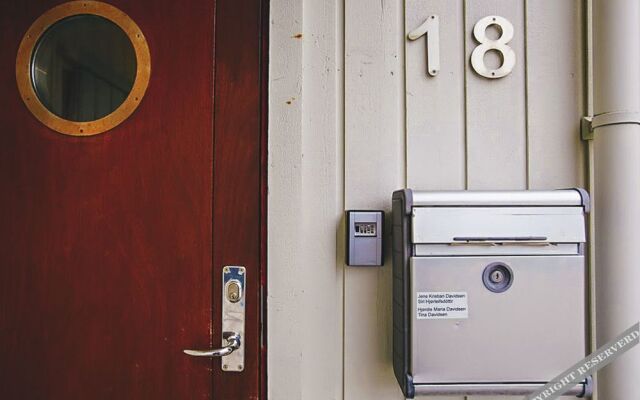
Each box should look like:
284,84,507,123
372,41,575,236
183,332,241,357
184,266,246,371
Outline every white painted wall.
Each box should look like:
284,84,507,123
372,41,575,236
268,1,589,399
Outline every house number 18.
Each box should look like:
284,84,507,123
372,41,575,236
408,14,516,79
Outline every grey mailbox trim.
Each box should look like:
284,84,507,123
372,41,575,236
391,189,414,398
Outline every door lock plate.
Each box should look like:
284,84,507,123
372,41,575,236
222,266,245,372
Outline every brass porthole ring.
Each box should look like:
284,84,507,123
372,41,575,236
16,1,151,136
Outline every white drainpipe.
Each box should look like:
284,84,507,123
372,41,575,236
593,0,640,398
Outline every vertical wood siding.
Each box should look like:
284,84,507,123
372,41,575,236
269,0,587,399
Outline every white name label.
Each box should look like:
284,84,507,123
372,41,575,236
417,292,469,319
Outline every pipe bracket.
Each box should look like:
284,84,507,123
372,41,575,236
581,111,640,140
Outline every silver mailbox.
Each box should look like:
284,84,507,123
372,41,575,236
392,189,592,398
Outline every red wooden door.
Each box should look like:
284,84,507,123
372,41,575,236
0,0,265,399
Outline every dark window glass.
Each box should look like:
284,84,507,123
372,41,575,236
31,15,137,122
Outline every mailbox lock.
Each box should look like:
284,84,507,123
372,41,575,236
482,262,513,293
227,280,242,303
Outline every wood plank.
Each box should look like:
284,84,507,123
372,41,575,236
406,0,466,191
294,0,345,398
212,0,264,397
267,0,306,398
526,0,585,189
344,0,405,398
465,0,527,190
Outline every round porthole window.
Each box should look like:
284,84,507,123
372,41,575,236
16,1,150,136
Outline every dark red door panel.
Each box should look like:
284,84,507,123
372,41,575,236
0,0,215,396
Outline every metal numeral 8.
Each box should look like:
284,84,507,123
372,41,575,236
470,15,516,79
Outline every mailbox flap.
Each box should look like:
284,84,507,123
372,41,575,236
411,189,589,209
412,206,586,245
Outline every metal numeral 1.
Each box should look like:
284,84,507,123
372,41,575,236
407,15,440,77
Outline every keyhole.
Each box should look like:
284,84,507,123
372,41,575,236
490,270,505,283
227,281,242,303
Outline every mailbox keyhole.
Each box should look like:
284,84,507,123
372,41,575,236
490,270,505,283
482,262,513,293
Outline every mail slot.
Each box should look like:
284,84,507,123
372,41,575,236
392,189,592,398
